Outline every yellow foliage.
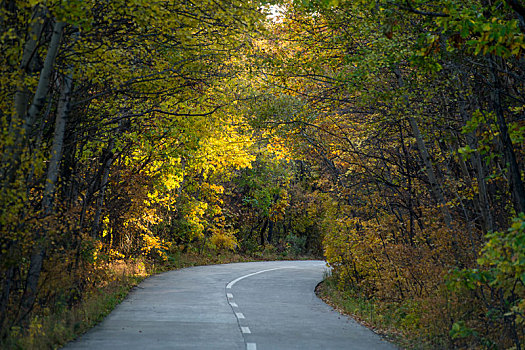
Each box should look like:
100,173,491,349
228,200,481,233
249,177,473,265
209,227,238,251
140,233,171,261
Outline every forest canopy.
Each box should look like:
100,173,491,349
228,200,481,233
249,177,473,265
1,0,524,348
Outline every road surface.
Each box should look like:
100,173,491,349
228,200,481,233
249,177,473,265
64,260,395,349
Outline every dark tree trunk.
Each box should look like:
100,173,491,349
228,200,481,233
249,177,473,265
267,220,274,243
260,219,268,246
19,55,71,323
490,57,525,214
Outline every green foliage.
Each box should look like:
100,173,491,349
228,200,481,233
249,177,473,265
479,215,525,284
284,233,307,256
446,214,525,347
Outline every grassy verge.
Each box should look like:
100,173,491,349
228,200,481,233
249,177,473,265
3,273,144,350
3,249,312,349
316,275,429,350
157,248,314,273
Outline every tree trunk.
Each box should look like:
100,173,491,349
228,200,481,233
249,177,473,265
3,20,65,186
92,139,115,238
394,67,454,230
459,106,495,232
12,5,46,127
0,266,15,332
19,63,71,323
25,22,65,134
42,71,72,214
267,220,274,243
260,219,268,246
489,57,525,214
2,4,46,185
407,117,453,228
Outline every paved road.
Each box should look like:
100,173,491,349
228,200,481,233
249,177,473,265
64,260,395,349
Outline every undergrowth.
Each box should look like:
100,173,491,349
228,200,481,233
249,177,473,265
316,275,427,350
3,273,144,350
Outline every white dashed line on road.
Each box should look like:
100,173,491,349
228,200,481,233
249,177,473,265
226,268,301,350
226,267,294,289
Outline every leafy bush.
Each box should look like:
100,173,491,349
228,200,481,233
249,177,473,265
285,233,307,256
447,214,525,349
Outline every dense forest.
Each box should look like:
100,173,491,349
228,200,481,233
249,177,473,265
1,0,524,348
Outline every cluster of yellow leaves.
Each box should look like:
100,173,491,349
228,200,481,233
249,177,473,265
324,203,470,299
140,233,171,261
209,226,238,251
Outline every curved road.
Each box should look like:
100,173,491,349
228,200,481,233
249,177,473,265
64,260,395,349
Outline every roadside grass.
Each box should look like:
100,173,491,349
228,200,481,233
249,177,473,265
3,248,314,349
159,247,314,272
316,275,430,350
3,272,144,350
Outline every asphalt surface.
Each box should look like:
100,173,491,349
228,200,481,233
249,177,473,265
64,260,396,349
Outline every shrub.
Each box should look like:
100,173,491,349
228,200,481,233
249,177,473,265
447,214,525,349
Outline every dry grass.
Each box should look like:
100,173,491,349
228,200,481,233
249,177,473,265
315,276,429,350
